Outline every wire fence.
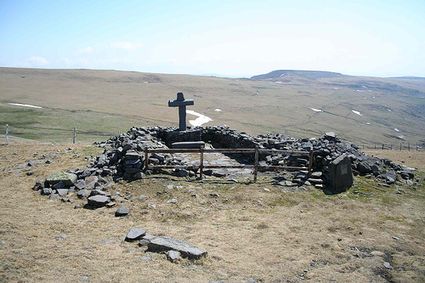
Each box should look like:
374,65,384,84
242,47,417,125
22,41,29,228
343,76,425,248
2,124,118,144
2,123,424,150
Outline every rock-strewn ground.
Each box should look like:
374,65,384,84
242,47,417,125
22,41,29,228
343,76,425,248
1,142,425,282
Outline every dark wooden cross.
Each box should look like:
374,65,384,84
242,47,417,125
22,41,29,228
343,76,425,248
168,92,194,131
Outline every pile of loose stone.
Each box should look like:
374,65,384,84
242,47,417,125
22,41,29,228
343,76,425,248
33,126,417,207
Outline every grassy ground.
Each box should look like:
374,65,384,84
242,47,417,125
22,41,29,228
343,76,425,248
0,142,424,282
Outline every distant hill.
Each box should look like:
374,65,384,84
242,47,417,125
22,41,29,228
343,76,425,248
251,70,344,80
1,67,425,145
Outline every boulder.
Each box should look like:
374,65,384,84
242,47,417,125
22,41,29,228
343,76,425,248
148,236,207,259
357,161,372,174
326,154,353,193
46,171,77,187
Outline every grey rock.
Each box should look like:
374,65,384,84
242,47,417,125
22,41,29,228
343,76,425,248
84,176,99,190
46,171,77,186
357,161,372,174
148,236,207,259
326,154,353,193
307,178,323,184
56,188,68,197
41,187,52,195
125,228,146,242
75,179,86,190
87,195,110,208
166,250,182,262
115,206,129,217
77,189,90,198
384,262,393,269
311,171,323,178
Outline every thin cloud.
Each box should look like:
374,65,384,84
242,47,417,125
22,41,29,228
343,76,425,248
110,41,143,50
28,56,49,66
78,46,94,54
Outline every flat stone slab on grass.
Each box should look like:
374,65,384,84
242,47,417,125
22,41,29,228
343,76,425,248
148,236,207,259
46,171,77,186
125,228,146,242
87,195,110,208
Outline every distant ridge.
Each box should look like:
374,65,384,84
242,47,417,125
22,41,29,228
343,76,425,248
251,70,344,80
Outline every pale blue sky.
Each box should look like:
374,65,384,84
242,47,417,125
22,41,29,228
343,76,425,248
1,0,424,77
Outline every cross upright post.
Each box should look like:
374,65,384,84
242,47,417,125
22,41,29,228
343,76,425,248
168,92,194,131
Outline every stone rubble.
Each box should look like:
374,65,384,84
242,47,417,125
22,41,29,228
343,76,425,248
33,126,417,205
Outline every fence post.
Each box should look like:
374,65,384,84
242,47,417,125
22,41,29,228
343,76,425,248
382,144,384,150
253,146,259,182
400,143,402,151
199,147,204,180
408,142,410,151
72,127,77,144
308,150,314,176
5,124,9,144
144,148,149,170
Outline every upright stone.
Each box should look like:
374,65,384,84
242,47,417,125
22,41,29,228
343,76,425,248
168,92,194,131
326,154,353,193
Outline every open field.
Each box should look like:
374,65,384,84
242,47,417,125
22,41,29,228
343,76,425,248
1,142,424,282
1,67,425,145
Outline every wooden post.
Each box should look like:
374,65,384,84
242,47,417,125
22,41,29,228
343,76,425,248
253,146,259,182
144,148,149,170
382,144,384,150
408,142,410,151
72,127,76,144
308,150,314,176
5,124,9,144
199,148,204,179
400,143,402,151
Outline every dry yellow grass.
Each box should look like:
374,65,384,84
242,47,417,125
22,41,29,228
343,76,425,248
1,143,425,282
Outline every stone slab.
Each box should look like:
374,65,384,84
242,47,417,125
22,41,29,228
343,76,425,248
148,236,207,259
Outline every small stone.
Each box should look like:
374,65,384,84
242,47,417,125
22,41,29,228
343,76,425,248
41,187,52,195
77,189,90,198
384,262,393,269
115,206,129,217
125,228,146,242
106,201,116,208
56,188,68,197
166,250,182,262
311,171,323,178
167,198,177,204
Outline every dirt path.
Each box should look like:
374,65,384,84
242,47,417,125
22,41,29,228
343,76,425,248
1,144,424,282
